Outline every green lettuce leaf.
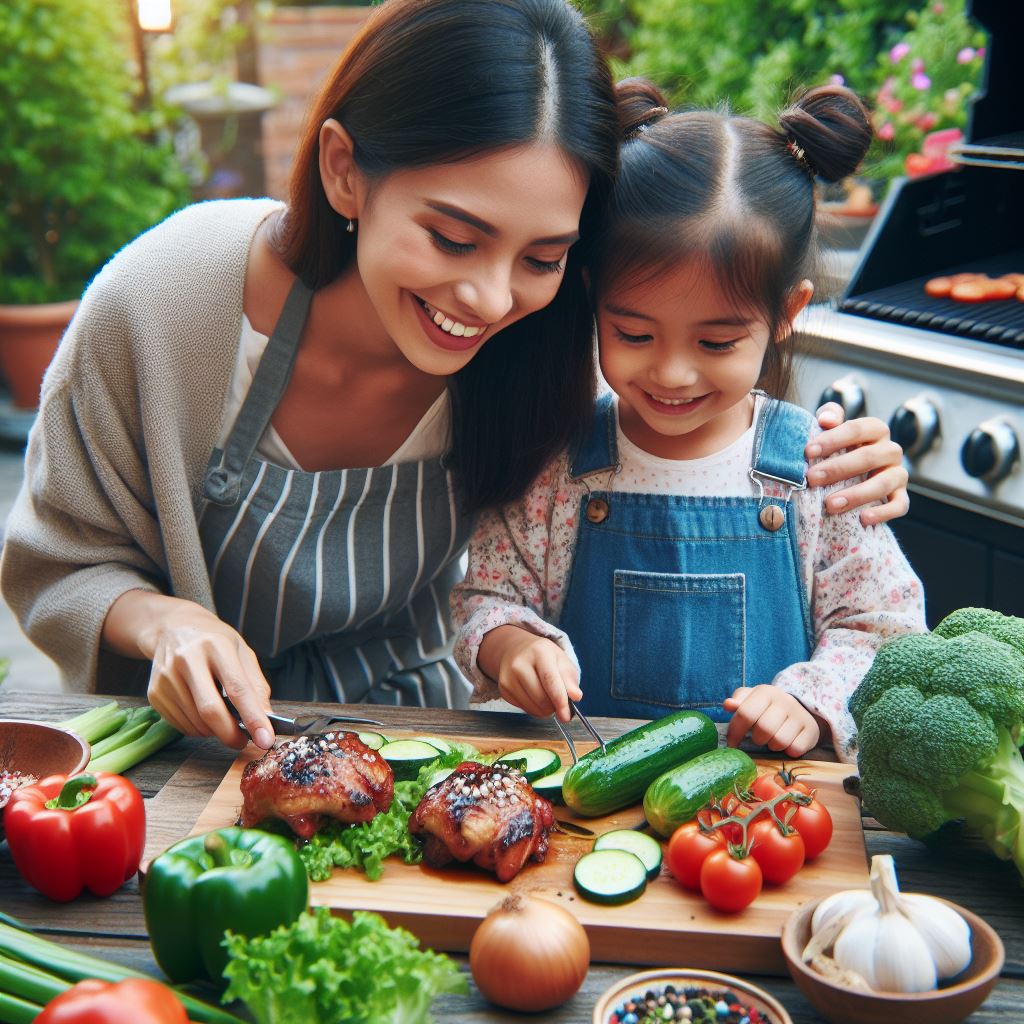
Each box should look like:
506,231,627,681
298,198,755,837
222,907,467,1024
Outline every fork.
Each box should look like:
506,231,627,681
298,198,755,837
221,690,384,738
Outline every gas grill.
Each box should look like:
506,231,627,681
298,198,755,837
793,0,1024,627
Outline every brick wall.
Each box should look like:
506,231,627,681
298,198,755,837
258,6,372,200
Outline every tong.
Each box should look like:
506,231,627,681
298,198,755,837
552,699,608,764
221,690,384,738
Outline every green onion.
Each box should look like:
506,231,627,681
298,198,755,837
88,717,181,774
0,952,66,1007
59,702,126,744
0,989,41,1024
87,719,152,760
0,921,243,1024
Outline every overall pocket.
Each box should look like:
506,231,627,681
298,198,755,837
611,570,745,709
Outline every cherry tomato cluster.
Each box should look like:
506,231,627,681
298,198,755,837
665,765,833,914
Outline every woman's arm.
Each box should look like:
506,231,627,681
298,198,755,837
808,403,909,526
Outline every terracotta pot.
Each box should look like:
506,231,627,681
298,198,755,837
0,300,77,410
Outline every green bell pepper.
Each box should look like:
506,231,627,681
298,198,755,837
143,827,308,985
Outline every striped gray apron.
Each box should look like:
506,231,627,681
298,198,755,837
199,280,474,707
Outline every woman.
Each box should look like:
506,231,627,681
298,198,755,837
0,0,907,752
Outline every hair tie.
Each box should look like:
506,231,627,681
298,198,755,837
787,137,816,178
628,105,669,139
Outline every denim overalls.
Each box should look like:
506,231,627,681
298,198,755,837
559,393,815,721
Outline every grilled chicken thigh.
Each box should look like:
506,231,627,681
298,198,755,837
409,761,554,881
240,731,393,839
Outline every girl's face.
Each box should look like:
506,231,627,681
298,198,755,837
340,139,589,376
597,258,811,460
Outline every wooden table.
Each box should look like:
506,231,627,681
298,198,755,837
2,692,1021,1023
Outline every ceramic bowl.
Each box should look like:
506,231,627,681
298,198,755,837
593,968,793,1024
781,895,1004,1024
0,719,91,825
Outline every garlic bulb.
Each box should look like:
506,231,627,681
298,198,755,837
804,854,972,993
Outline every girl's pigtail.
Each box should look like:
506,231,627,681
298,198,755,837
615,77,669,141
778,84,873,184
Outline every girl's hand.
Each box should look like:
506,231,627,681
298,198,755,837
478,625,582,721
103,591,275,750
723,684,819,758
807,403,910,526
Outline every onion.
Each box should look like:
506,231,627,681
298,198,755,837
469,893,590,1011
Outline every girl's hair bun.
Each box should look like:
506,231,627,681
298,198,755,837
615,77,670,140
778,84,873,183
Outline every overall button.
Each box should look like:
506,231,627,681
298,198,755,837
759,505,785,531
586,497,609,523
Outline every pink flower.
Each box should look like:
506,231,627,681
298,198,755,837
932,2,944,11
911,57,925,73
878,121,895,141
957,47,976,64
912,72,931,90
978,47,986,58
889,42,910,62
829,73,845,86
917,112,937,131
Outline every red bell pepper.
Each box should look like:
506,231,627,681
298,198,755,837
4,772,145,902
35,978,188,1023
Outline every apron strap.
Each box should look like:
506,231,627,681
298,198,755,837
204,279,314,506
569,391,618,479
749,397,812,499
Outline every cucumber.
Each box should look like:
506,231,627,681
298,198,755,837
561,709,718,817
495,746,561,783
573,849,648,905
378,739,444,781
532,765,569,805
408,735,454,754
593,829,663,880
356,731,388,750
643,747,757,838
424,767,456,789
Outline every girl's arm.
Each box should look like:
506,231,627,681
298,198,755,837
771,483,927,763
450,457,582,703
809,403,909,526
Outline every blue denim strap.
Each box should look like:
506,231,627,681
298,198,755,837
569,391,618,479
750,397,812,491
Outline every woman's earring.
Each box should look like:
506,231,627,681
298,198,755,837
346,219,356,234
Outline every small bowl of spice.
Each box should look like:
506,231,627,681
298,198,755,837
592,968,793,1024
0,719,91,835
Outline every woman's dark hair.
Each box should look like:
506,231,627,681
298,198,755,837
272,0,619,512
593,79,872,400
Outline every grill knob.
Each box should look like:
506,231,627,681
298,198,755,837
889,397,940,459
819,377,865,419
961,419,1020,484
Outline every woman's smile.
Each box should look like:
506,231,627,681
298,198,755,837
413,294,489,352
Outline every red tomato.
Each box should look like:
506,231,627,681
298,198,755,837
748,818,805,884
699,847,763,912
666,821,725,891
749,773,784,801
788,797,833,860
751,767,812,801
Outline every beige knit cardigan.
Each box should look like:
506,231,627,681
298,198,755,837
1,199,283,693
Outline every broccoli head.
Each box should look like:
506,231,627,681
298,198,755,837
850,607,1024,878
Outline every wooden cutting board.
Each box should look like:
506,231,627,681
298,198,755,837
191,731,867,973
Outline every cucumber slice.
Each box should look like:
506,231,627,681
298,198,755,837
532,765,568,805
407,735,454,754
594,829,663,880
356,731,388,750
379,739,444,781
573,849,648,905
424,767,456,789
496,746,561,783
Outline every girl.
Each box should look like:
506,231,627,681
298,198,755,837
452,81,926,763
1,0,908,753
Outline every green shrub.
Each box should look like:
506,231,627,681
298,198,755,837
0,0,189,304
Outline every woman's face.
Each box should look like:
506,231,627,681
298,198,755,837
348,142,589,375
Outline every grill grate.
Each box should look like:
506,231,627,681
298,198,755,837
839,253,1024,348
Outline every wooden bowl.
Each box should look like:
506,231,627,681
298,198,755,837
0,719,91,827
781,895,1004,1024
593,968,793,1024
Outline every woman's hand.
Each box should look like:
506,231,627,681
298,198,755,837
478,624,582,721
806,403,910,526
103,591,275,750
